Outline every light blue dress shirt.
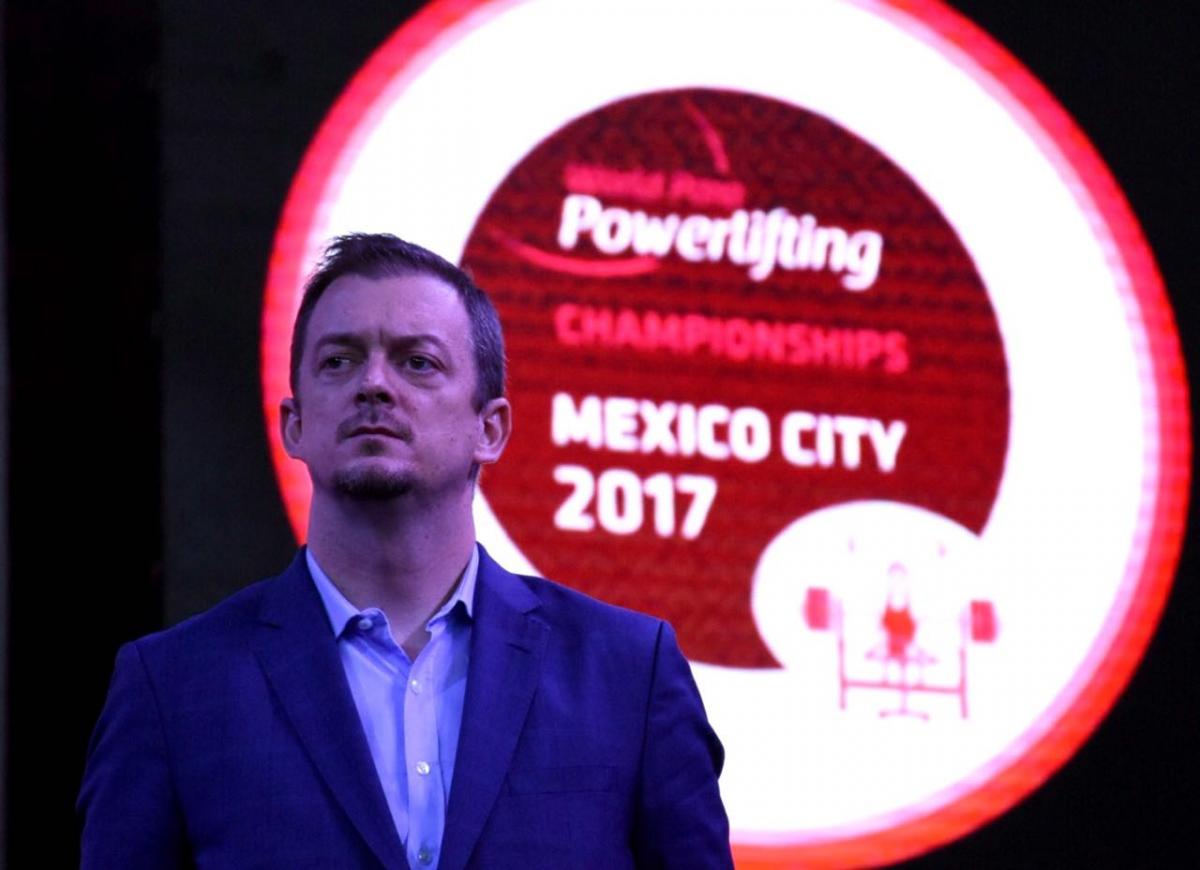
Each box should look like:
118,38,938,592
307,546,477,870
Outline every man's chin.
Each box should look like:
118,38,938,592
333,466,414,500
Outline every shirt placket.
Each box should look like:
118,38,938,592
353,612,411,841
404,618,446,868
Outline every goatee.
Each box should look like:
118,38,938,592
333,467,413,500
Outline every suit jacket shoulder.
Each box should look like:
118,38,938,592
125,572,279,682
505,567,667,649
80,552,408,869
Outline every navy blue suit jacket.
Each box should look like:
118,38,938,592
79,548,731,868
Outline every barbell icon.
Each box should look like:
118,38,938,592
802,586,997,642
800,586,998,718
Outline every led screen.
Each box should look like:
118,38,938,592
260,1,1189,864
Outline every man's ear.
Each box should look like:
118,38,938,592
474,397,512,466
280,396,303,459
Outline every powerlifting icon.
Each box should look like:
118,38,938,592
801,542,998,719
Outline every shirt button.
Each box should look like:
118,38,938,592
417,846,434,865
357,617,373,632
416,761,431,776
409,677,422,694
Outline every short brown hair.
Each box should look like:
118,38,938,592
290,233,505,409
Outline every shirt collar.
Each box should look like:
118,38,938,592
307,544,479,638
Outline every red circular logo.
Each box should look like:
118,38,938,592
260,1,1190,864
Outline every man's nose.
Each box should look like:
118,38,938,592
356,354,395,404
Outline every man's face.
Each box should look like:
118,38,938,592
280,271,510,501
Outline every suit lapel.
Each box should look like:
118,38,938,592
252,552,408,870
440,549,547,870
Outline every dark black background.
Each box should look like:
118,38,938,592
4,1,1197,866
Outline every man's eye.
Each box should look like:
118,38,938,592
407,355,435,372
320,355,352,371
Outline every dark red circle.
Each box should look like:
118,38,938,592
462,88,1009,667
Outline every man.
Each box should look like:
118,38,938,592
78,233,732,869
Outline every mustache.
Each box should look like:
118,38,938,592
336,411,413,442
